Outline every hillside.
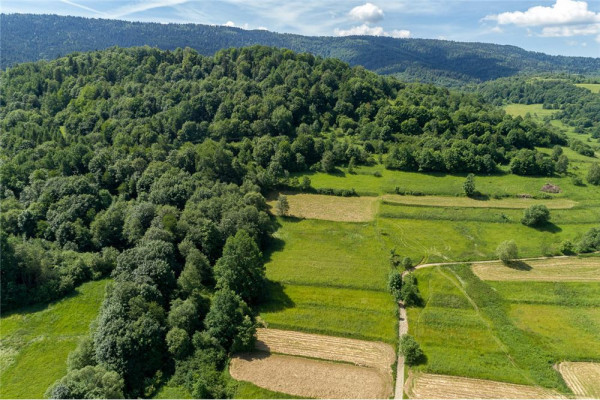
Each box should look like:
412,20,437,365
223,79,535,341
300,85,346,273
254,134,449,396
2,14,600,86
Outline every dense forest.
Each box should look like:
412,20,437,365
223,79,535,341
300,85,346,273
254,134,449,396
0,45,580,398
2,14,600,86
477,77,600,138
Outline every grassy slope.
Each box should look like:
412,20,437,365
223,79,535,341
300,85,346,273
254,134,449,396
259,219,398,344
408,265,600,391
0,279,108,399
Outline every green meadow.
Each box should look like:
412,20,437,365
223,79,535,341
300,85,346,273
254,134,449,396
408,265,600,391
0,280,108,399
259,219,398,344
575,83,600,94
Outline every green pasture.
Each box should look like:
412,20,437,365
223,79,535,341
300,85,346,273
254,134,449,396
258,218,398,344
503,103,559,119
297,163,600,201
408,265,600,391
575,83,600,93
0,280,108,399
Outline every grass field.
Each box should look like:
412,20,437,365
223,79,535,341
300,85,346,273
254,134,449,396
575,83,600,94
297,164,600,201
259,219,398,344
0,280,108,399
408,264,600,393
503,103,559,119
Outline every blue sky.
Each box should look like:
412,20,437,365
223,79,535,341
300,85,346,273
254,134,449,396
2,0,599,57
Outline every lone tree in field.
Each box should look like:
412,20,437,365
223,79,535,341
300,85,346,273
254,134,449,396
463,173,476,197
387,270,403,301
496,240,518,264
588,163,600,185
521,204,550,227
275,194,290,217
400,334,424,366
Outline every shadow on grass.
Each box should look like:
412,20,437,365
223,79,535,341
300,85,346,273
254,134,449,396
506,260,532,271
258,280,295,313
0,288,82,318
533,222,562,233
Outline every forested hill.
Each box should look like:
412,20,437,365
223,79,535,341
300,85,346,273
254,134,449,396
2,13,600,86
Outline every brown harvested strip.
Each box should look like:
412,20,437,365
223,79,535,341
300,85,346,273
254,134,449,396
266,193,377,222
230,353,390,399
472,258,600,282
255,328,396,377
558,362,600,398
405,372,566,399
382,194,577,209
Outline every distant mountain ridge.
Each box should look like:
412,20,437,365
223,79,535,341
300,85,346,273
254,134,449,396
2,13,599,85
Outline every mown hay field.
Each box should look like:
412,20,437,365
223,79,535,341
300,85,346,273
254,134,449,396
254,328,395,377
472,257,600,282
230,353,390,399
0,280,108,399
382,194,576,209
405,372,565,399
267,192,377,222
558,362,600,398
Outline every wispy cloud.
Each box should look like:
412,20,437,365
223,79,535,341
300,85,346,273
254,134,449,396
60,0,107,16
109,0,190,18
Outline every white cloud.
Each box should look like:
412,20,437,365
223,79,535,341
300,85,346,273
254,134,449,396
541,23,600,36
224,20,236,27
335,24,410,38
485,0,600,27
349,3,384,23
483,0,600,39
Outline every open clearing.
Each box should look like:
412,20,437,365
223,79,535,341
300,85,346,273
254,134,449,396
557,362,600,398
267,192,377,222
404,372,565,399
382,194,576,209
575,83,600,94
472,257,600,282
230,353,390,399
255,328,395,377
0,280,108,399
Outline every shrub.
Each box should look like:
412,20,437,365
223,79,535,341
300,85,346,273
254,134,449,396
588,163,600,185
275,194,289,216
400,334,424,366
463,173,476,197
400,274,421,306
577,227,600,253
559,240,575,255
496,240,518,264
387,270,403,301
521,204,550,226
401,257,413,270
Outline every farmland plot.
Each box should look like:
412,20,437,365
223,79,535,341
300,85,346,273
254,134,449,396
405,372,565,399
558,362,600,398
